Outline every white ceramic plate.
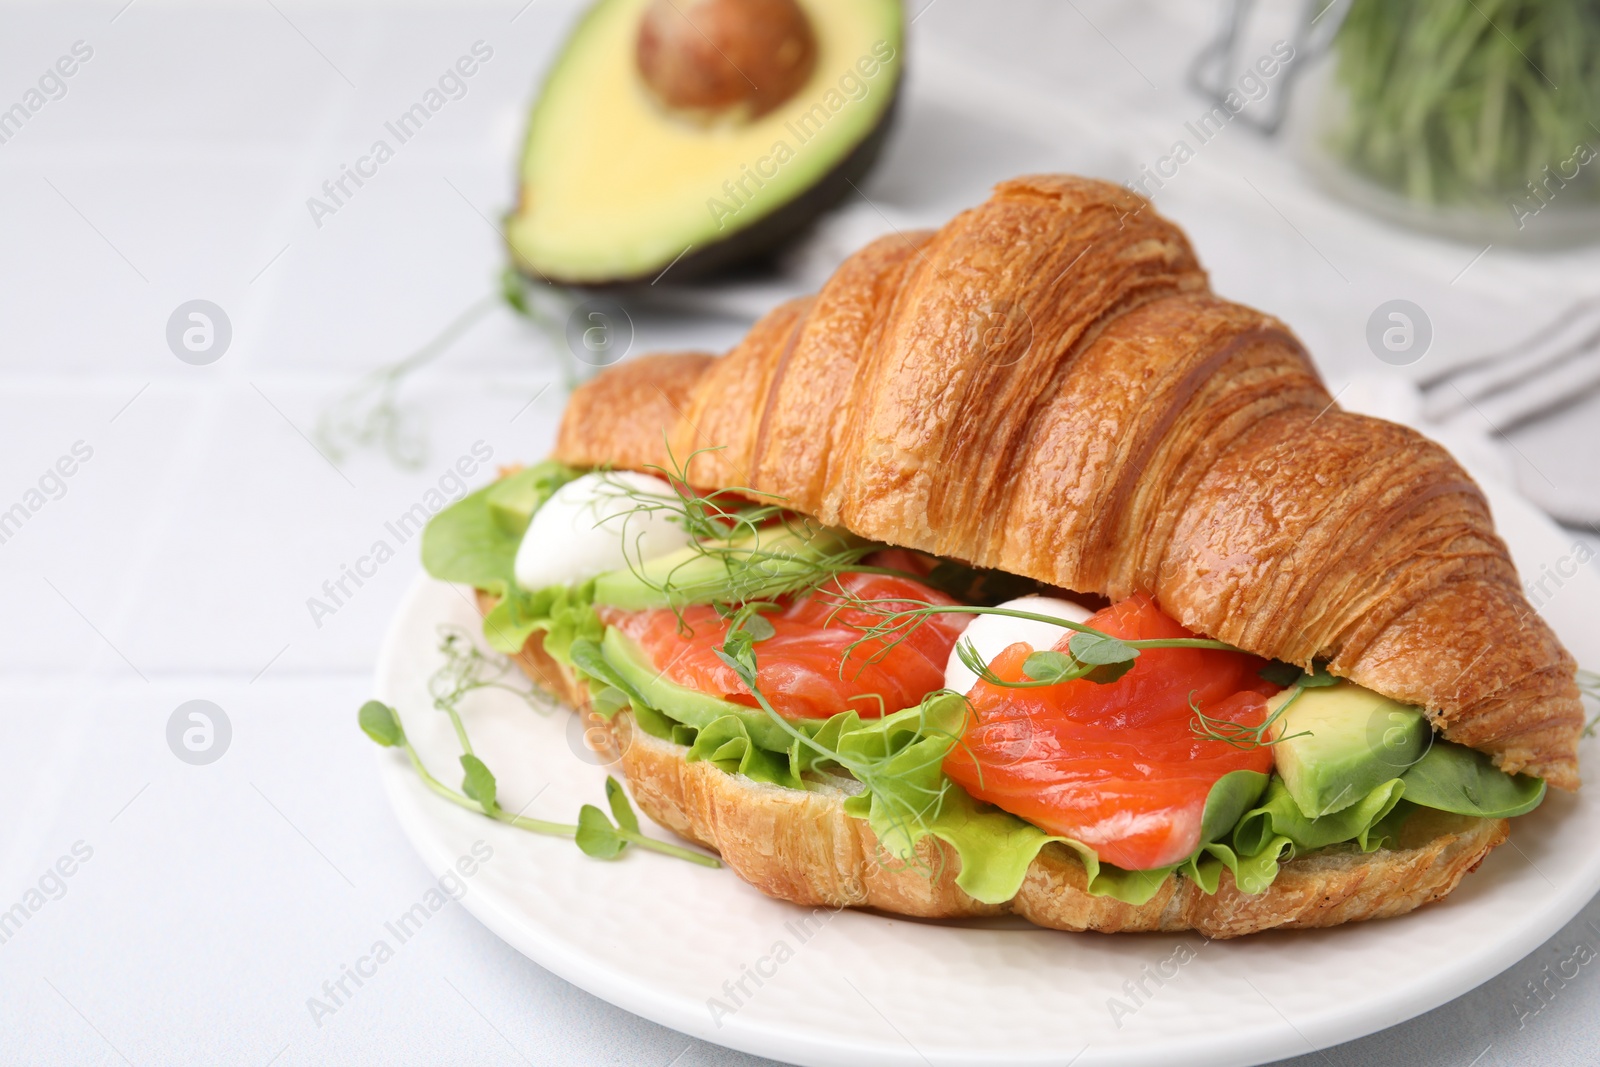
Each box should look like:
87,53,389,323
373,479,1600,1067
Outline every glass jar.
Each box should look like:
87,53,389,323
1296,0,1600,248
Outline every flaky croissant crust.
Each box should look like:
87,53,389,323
555,174,1582,789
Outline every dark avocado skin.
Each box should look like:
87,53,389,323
509,69,904,289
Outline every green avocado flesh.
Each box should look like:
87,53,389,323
1269,681,1429,818
600,626,801,752
485,466,551,536
507,0,904,284
590,523,859,611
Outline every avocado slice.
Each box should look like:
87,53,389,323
1268,681,1429,818
484,463,562,536
508,0,905,284
591,522,859,610
1399,739,1546,819
600,625,804,751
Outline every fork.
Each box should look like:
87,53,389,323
1415,297,1600,528
1420,297,1600,430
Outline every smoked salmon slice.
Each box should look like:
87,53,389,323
601,572,968,720
943,594,1278,871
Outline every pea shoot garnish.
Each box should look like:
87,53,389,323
1580,669,1599,737
360,630,719,868
822,596,1241,682
1185,663,1337,750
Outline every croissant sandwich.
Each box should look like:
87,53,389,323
418,175,1583,938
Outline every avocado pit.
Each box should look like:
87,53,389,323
636,0,818,121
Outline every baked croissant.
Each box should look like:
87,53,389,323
555,173,1583,790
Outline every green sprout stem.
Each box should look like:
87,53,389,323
608,831,720,866
843,603,1240,650
315,292,501,469
720,643,950,801
441,703,475,757
824,597,1246,684
397,737,717,866
1579,668,1599,737
397,736,577,836
1189,684,1311,750
952,638,1089,690
369,629,722,869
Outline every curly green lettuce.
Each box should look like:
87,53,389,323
422,461,592,655
585,673,1544,906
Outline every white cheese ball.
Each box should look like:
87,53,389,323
513,470,694,591
943,595,1095,695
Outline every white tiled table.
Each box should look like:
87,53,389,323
3,2,1596,1064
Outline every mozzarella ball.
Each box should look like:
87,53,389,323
513,470,695,591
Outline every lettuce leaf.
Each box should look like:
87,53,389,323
421,484,518,593
923,768,1271,906
564,613,1547,904
788,696,1273,906
422,461,578,591
569,654,1412,906
422,461,585,652
1399,738,1546,818
477,581,601,656
686,716,809,790
831,697,968,858
919,784,1184,906
1184,775,1409,894
535,583,604,663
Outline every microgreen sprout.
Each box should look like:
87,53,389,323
954,637,1007,687
1189,662,1337,749
820,596,1242,684
315,293,499,470
576,777,660,859
1580,668,1600,738
1331,0,1600,207
717,600,778,678
710,637,969,877
315,270,577,469
430,626,552,736
586,442,887,626
359,631,719,868
1187,693,1309,751
953,630,1148,689
577,442,1211,695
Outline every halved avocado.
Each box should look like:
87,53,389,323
508,0,905,285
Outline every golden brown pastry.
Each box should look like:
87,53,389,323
554,174,1583,790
